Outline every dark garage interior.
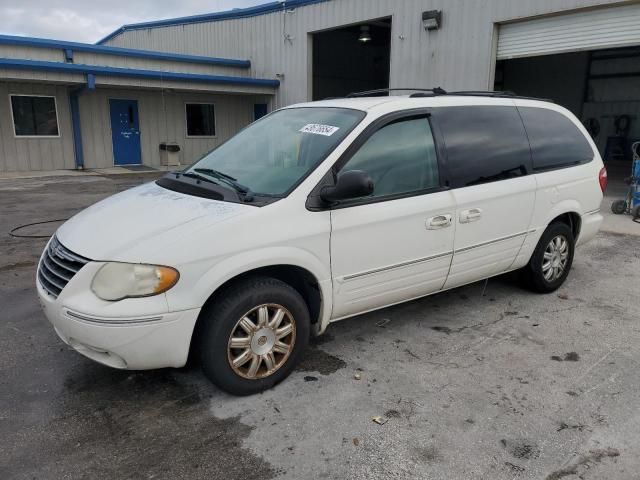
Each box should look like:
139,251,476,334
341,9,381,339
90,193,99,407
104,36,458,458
312,18,391,100
495,46,640,166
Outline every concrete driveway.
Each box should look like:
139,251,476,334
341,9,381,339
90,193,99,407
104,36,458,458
1,172,639,480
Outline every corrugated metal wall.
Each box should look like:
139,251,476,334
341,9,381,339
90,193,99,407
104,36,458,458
105,0,624,108
78,89,255,169
0,83,257,171
0,82,75,171
0,44,275,95
2,0,633,172
0,45,250,77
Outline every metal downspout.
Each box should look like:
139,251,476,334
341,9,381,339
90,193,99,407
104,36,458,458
69,90,84,169
69,74,95,170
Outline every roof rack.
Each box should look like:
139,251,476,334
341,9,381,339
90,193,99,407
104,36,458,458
342,87,553,103
346,87,447,98
446,90,516,97
444,90,554,102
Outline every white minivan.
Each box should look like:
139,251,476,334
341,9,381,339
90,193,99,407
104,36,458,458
37,91,606,395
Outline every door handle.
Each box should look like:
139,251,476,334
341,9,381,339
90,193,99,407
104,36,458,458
426,214,452,230
460,208,483,224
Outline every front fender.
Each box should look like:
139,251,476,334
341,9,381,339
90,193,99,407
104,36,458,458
166,246,334,332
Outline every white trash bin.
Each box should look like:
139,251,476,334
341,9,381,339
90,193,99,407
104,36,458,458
159,143,181,167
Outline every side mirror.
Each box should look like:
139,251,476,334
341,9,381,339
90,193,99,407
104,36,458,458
320,170,374,203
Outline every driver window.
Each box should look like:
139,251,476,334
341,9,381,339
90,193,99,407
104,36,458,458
338,116,439,199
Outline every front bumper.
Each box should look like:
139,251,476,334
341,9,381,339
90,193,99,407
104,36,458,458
37,279,200,370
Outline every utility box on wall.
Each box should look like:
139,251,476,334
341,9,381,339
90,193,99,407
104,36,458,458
159,143,181,166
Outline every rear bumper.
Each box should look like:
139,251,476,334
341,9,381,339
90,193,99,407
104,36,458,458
577,210,603,246
37,280,200,370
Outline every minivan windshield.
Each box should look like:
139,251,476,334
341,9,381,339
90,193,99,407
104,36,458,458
186,107,365,197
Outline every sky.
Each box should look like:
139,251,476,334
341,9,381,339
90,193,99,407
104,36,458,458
0,0,266,43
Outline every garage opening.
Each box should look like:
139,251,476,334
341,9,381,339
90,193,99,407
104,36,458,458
312,18,391,100
494,3,640,176
495,47,640,165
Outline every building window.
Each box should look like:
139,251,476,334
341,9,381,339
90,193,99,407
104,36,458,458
186,103,216,137
10,95,59,137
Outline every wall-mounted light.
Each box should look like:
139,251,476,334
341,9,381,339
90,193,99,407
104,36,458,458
422,10,442,31
358,25,372,43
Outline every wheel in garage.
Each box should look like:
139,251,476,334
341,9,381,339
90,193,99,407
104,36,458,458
523,223,575,293
611,200,627,215
198,276,310,395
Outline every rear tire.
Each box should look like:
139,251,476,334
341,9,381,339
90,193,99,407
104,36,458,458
523,223,575,293
198,276,310,396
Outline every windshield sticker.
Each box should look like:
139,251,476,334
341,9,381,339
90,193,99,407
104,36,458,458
299,124,340,137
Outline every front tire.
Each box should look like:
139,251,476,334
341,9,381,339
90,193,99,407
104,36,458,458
523,223,575,293
198,276,310,396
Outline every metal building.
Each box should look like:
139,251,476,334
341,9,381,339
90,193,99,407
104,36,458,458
0,37,278,172
2,0,640,172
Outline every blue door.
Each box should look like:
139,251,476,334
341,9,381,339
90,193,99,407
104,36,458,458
109,99,141,165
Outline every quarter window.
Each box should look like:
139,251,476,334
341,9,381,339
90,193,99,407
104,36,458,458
518,107,594,171
10,95,59,137
186,103,216,137
338,116,440,199
435,106,531,188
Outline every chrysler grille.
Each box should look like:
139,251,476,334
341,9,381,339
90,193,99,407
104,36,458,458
38,236,91,298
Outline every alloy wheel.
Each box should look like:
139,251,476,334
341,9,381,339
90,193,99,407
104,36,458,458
227,304,296,379
542,234,569,282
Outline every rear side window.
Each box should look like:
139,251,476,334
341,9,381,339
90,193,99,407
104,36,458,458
435,106,531,188
518,107,594,171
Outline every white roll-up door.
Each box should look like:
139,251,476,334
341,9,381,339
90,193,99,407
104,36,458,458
497,3,640,60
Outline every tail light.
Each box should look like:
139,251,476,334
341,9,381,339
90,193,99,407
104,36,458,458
599,167,608,193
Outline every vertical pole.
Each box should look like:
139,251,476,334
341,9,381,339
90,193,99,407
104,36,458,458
69,91,84,169
69,75,95,170
487,23,499,91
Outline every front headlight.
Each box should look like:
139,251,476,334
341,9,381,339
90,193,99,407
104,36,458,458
91,263,179,301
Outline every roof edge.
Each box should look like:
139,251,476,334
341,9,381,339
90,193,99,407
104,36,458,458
0,34,250,68
0,58,279,88
96,0,331,45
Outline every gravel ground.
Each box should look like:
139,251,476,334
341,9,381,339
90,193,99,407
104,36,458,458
1,172,639,480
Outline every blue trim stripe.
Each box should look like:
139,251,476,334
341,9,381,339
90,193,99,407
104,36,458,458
0,58,279,88
97,0,331,44
0,34,250,68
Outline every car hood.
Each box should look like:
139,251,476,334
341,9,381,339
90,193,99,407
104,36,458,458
57,181,253,261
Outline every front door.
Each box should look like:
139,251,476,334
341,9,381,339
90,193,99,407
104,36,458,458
109,99,141,165
329,114,456,319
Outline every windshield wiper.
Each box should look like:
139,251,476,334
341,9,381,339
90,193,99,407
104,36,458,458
177,171,217,185
196,168,237,182
194,168,254,202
